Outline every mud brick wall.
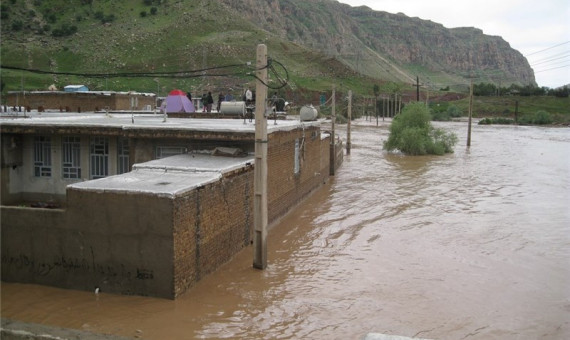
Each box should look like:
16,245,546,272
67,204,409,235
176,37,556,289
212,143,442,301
0,189,176,298
6,92,155,112
173,168,253,297
267,126,330,223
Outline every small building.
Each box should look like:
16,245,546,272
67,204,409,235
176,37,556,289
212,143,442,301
0,113,343,299
64,85,89,92
5,91,156,112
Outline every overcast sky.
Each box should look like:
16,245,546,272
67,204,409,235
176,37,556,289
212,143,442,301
337,0,570,88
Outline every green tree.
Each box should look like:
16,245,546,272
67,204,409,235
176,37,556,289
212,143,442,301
384,102,457,155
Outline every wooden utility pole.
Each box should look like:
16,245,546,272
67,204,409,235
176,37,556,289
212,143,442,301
330,85,336,176
382,97,386,121
347,90,352,155
253,44,268,270
375,95,378,126
467,80,473,147
416,76,420,101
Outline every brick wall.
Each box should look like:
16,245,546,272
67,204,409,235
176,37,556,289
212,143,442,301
173,167,253,297
5,92,155,112
1,124,336,299
267,125,330,223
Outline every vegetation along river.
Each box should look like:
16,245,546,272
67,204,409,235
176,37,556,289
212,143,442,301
2,119,569,339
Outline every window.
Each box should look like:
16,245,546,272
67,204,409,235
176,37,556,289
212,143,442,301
294,138,300,175
90,137,109,179
156,146,186,159
117,138,130,174
62,136,81,179
34,136,52,177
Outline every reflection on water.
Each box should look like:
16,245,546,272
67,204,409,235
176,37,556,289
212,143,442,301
2,120,570,339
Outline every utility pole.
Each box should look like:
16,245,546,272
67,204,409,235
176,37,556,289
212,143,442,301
347,90,352,155
330,85,336,176
382,96,386,121
253,44,268,270
416,76,420,101
467,79,473,147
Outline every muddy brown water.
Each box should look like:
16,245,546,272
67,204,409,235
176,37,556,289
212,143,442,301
2,119,569,339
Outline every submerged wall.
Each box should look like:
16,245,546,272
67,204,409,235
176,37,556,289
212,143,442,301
1,122,338,299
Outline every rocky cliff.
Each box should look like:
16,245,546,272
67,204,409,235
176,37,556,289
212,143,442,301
0,0,535,94
220,0,535,86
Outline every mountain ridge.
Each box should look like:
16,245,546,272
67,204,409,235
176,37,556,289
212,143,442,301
0,0,535,96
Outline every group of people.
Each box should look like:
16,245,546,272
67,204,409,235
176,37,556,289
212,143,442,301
185,88,280,113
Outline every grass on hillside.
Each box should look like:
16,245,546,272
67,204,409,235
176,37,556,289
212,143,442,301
446,95,570,124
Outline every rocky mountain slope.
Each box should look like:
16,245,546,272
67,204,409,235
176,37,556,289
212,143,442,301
222,0,535,86
0,0,535,95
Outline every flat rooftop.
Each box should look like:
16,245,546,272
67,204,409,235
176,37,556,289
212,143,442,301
69,153,255,198
0,111,321,134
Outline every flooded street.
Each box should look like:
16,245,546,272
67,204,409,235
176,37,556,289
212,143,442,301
2,119,570,339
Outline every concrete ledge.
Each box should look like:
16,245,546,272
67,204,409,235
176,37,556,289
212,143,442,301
1,318,133,340
363,333,433,340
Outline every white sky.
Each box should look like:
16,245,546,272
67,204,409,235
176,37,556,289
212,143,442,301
337,0,570,88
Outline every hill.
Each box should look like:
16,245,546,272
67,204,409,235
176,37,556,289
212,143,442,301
0,0,536,100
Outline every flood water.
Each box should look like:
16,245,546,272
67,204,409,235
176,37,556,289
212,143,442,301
2,119,570,339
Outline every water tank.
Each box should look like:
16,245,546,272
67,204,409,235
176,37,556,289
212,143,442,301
300,104,318,121
220,101,245,115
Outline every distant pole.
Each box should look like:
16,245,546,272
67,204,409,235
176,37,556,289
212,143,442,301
515,100,519,124
330,85,336,176
375,95,378,126
382,97,385,121
253,44,268,270
416,76,420,101
467,80,473,147
347,90,352,155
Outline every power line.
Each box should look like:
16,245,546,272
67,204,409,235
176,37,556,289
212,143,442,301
525,41,570,57
534,64,570,74
530,54,570,67
0,58,290,90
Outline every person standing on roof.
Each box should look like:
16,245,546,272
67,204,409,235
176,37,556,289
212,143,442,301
245,88,252,105
206,92,214,113
217,92,224,112
201,93,207,112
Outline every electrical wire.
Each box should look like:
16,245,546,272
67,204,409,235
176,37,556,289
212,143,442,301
0,58,290,89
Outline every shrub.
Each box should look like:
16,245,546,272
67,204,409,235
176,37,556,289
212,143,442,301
150,6,158,15
52,24,77,37
533,111,553,124
447,105,462,118
519,110,552,125
431,110,451,121
140,11,147,17
11,20,24,31
384,102,457,155
46,13,57,24
478,117,515,125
